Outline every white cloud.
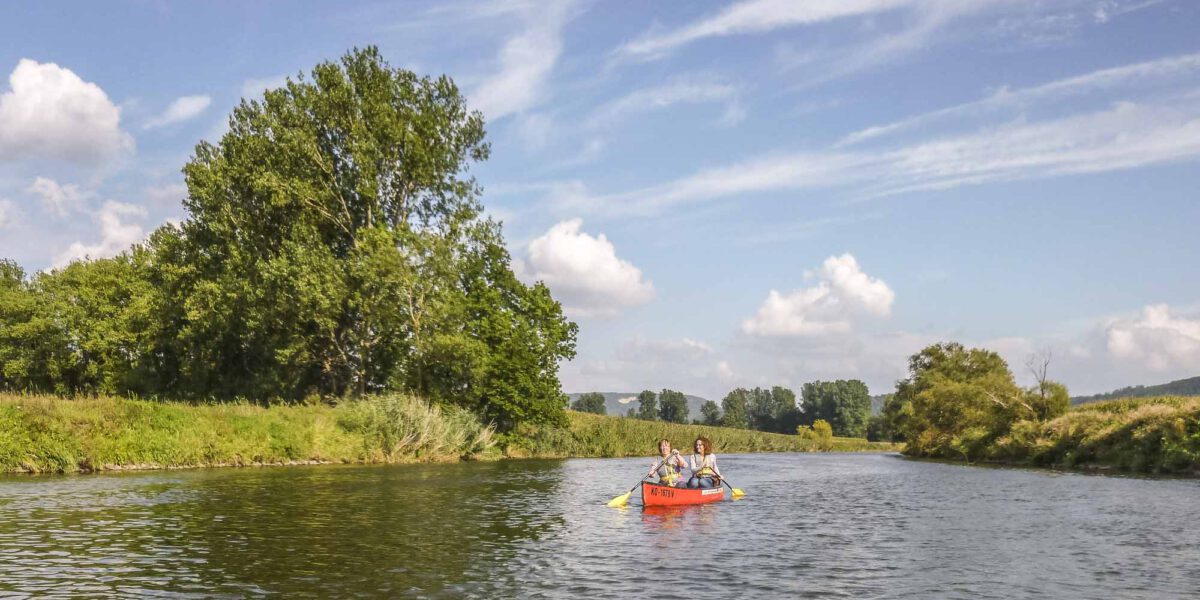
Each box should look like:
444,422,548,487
743,253,894,336
0,199,16,228
52,201,148,268
616,0,915,60
0,59,132,165
1106,304,1200,372
520,218,654,317
144,95,212,129
470,0,576,121
27,177,91,218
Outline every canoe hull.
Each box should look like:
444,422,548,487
642,483,725,507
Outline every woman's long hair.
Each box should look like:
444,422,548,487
692,436,714,456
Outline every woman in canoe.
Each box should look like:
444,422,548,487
686,436,722,489
647,439,687,487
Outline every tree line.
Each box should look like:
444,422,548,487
570,382,876,438
0,48,577,432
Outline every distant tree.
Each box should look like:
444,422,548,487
626,407,637,418
800,380,871,437
770,386,802,433
720,388,750,429
571,392,607,415
811,419,834,450
636,389,657,420
747,387,774,431
896,342,1028,459
1025,349,1070,421
700,400,722,426
658,388,689,423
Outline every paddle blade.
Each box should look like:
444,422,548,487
731,487,746,499
606,491,632,508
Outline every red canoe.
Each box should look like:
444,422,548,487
642,482,725,507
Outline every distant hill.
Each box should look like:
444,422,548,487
566,392,711,419
1071,375,1200,405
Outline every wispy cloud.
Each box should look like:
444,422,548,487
615,0,916,60
144,95,212,129
585,75,741,129
840,52,1200,146
549,92,1200,217
470,0,578,121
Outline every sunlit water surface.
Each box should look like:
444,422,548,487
1,453,1198,598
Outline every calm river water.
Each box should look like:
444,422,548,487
1,453,1197,598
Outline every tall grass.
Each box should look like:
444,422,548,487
506,411,899,458
0,393,495,474
989,395,1200,474
0,395,898,475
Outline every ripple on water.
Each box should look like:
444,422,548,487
1,455,1198,598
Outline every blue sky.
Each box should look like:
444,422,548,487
2,0,1198,399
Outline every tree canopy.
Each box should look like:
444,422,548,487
657,388,689,423
889,342,1070,459
0,47,577,432
800,380,871,437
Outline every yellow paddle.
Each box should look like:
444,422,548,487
607,455,669,508
721,478,746,499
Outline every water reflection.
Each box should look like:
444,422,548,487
1,454,1198,598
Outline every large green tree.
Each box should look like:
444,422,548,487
0,47,577,432
146,46,576,428
893,342,1070,459
800,380,871,437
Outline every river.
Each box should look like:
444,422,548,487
1,453,1197,598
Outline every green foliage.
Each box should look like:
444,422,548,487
719,388,749,429
700,400,721,426
0,253,159,395
657,388,689,423
878,393,912,442
800,380,871,437
987,395,1200,474
636,389,657,421
571,392,607,415
894,342,1073,461
0,392,495,473
337,394,493,459
505,410,899,459
0,47,578,433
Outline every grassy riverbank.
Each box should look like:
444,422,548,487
989,395,1200,474
0,394,899,474
511,410,899,458
0,393,496,474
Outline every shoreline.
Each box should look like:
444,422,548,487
1,393,899,476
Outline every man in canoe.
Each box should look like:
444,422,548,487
686,436,722,489
647,439,687,487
